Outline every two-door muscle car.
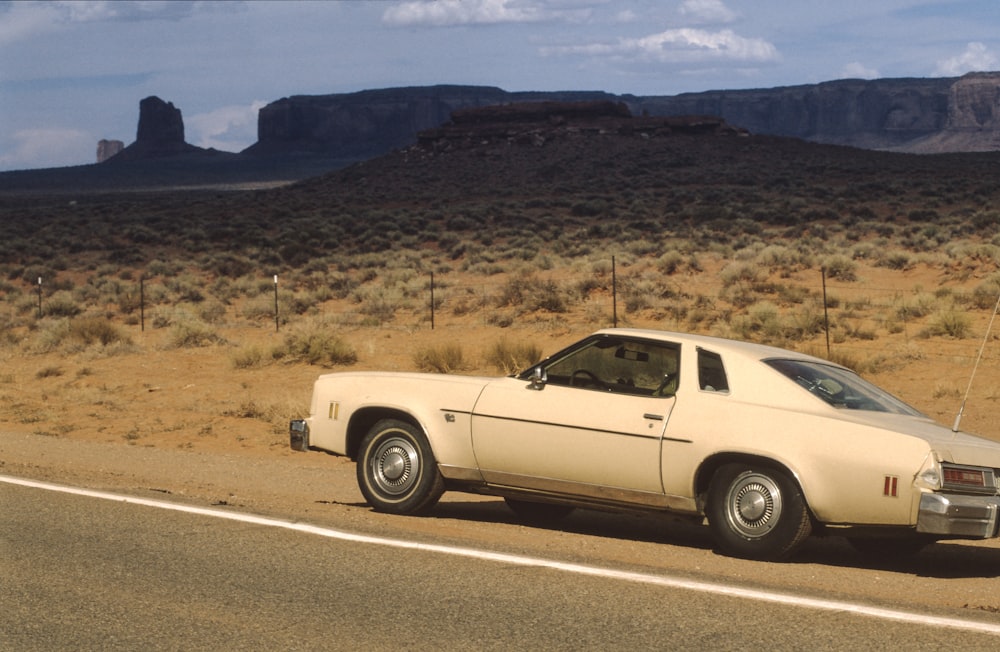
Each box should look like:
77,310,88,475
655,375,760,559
290,328,1000,560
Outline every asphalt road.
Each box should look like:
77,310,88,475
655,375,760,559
4,478,1000,651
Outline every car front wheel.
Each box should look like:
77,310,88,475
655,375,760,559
357,419,445,515
706,463,812,561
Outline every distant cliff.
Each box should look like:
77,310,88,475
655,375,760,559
246,73,1000,158
243,85,617,158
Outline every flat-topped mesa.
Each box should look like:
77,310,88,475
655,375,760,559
448,100,632,125
416,100,746,151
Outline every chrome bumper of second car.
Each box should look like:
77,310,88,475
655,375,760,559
289,419,310,452
917,492,1000,538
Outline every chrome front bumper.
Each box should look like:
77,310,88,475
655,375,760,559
917,492,1000,538
289,419,310,452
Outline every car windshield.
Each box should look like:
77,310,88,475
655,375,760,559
764,359,924,416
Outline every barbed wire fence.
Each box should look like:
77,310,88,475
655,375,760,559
29,262,1000,367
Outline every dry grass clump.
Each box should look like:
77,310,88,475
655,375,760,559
484,338,542,375
273,317,357,366
32,316,134,354
169,320,227,348
413,343,467,373
920,309,973,339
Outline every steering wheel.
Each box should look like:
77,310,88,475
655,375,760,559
571,369,604,389
654,372,678,396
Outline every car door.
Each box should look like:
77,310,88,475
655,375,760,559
470,335,679,501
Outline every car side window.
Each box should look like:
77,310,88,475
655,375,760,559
698,348,729,393
544,337,680,397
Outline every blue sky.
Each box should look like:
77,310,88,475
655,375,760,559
1,0,998,171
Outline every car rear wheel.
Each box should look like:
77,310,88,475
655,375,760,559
706,463,812,561
504,497,575,523
357,419,445,515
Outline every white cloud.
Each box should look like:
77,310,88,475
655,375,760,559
544,27,778,64
382,0,546,27
678,0,737,25
840,61,879,79
934,42,999,76
0,128,94,170
0,2,62,46
52,1,201,22
0,0,204,46
186,101,267,153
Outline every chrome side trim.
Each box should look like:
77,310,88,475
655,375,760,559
473,413,661,441
438,464,485,483
481,470,698,514
917,492,1000,538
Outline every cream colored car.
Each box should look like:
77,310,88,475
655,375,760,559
290,328,1000,560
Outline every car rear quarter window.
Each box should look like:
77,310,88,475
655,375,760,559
697,348,729,392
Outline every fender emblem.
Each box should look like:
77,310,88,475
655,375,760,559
883,475,898,497
444,413,456,423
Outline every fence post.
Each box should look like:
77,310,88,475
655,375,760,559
273,275,279,332
430,272,435,330
140,276,145,332
821,267,830,357
612,256,618,328
37,277,42,319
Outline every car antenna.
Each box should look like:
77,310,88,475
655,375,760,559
952,289,1000,433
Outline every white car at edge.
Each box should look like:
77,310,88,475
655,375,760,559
290,328,1000,560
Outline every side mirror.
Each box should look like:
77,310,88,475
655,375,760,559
529,366,547,390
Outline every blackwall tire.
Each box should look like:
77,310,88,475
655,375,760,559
706,463,812,561
357,419,444,515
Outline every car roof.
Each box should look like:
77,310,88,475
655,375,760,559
594,328,842,369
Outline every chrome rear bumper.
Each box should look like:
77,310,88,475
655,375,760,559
917,492,1000,538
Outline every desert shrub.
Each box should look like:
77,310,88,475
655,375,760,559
656,251,684,275
822,255,857,281
787,304,826,340
413,343,467,373
971,276,1000,310
573,276,605,301
32,316,132,353
36,366,64,379
450,290,488,316
42,291,81,318
230,345,265,369
146,259,182,277
169,320,226,348
733,301,783,341
877,250,912,270
757,244,804,273
719,262,765,289
275,319,357,366
895,293,936,320
70,316,132,347
484,338,542,375
495,274,566,313
354,287,404,324
197,300,228,324
242,295,277,321
921,309,972,339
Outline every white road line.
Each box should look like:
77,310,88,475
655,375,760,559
4,473,1000,636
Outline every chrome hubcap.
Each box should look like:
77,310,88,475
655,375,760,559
370,435,420,496
727,472,783,538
